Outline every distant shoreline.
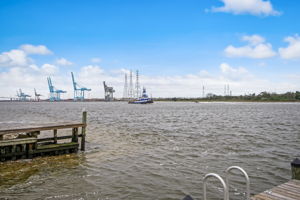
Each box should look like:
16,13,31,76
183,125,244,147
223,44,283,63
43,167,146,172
155,99,300,103
2,91,300,103
1,99,300,103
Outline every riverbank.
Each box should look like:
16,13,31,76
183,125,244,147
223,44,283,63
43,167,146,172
155,98,300,103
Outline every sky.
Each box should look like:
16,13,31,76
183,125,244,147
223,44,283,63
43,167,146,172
1,0,300,98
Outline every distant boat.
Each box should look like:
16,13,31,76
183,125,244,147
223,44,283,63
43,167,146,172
128,88,153,104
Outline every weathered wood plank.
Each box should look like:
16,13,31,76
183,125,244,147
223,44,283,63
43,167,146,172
272,187,300,199
38,135,73,142
278,184,300,194
37,142,79,150
0,137,37,146
35,142,79,154
252,180,300,200
290,179,300,186
37,134,83,142
0,123,86,135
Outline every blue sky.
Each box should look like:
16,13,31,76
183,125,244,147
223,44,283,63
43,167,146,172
0,0,300,98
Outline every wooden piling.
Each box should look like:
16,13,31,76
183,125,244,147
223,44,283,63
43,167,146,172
21,144,26,159
11,145,16,160
291,158,300,180
53,129,57,144
81,111,87,151
72,128,78,143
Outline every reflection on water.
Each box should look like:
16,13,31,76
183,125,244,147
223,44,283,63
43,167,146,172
0,102,300,200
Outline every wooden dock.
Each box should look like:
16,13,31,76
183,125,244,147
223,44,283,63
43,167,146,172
251,179,300,200
0,111,87,162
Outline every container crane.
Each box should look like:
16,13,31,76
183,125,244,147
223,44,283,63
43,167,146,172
16,89,31,101
71,72,91,101
47,77,66,101
34,88,42,101
103,81,115,101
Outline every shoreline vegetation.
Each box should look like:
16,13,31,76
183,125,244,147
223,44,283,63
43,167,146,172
156,91,300,102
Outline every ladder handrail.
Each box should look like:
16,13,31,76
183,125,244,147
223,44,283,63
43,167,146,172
225,166,250,200
203,173,229,200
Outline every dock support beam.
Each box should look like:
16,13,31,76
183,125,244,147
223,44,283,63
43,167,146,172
53,129,57,144
81,111,87,151
291,158,300,180
72,128,78,143
11,145,16,160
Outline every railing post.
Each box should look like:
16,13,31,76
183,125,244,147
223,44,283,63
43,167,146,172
75,128,78,142
291,158,300,180
81,111,87,151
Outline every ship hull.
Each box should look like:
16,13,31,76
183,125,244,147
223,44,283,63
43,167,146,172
128,98,153,104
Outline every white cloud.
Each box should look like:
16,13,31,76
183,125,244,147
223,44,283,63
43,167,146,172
0,44,53,68
80,65,104,77
224,35,276,58
242,35,265,45
90,57,102,63
41,64,58,75
0,45,63,99
56,58,73,66
110,68,130,75
278,35,300,59
0,67,45,98
211,0,280,16
258,62,266,67
0,49,32,67
220,63,252,81
29,64,40,71
20,44,52,55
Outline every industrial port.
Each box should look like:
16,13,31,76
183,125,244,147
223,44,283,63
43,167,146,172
2,70,143,102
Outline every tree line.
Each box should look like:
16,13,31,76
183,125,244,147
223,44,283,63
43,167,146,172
155,91,300,102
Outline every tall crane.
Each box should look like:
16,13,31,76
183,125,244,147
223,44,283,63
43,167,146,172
34,88,42,101
103,81,115,101
16,89,31,101
47,77,66,101
71,72,91,101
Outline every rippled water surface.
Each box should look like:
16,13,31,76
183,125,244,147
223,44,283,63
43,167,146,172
0,102,299,200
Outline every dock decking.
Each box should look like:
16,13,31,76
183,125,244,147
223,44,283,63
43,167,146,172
251,179,300,200
0,111,87,161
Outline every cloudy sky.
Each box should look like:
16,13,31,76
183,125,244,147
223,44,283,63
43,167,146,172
1,0,300,98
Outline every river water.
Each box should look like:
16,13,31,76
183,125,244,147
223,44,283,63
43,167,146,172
0,102,299,200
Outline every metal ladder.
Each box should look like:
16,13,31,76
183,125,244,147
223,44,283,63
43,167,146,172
203,166,250,200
